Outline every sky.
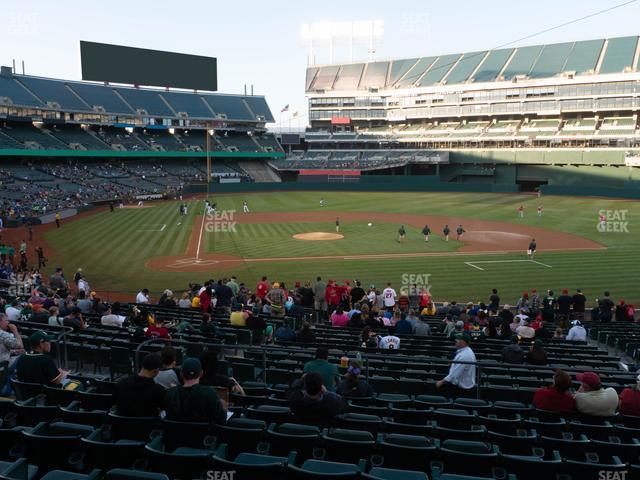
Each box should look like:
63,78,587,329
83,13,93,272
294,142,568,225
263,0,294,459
2,0,639,129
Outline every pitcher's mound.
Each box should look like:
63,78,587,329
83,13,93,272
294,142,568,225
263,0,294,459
293,232,344,241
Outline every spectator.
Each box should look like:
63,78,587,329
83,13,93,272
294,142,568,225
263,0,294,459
530,289,541,315
76,290,93,314
0,313,23,363
557,289,573,320
498,305,514,324
178,291,192,309
483,320,498,339
535,318,553,340
360,326,380,348
336,361,374,398
541,290,556,323
382,282,397,310
574,371,619,417
489,289,500,314
200,313,217,336
572,289,587,318
101,304,126,327
199,286,214,313
526,340,548,365
598,291,614,322
113,353,165,417
229,309,248,327
553,327,565,339
48,306,63,326
158,289,176,308
566,320,587,342
5,300,21,322
154,346,181,389
200,349,245,395
501,336,525,364
265,282,286,317
286,372,347,426
275,320,297,342
50,268,68,294
516,318,536,339
312,277,327,313
256,276,270,302
413,316,432,336
436,332,476,398
395,312,413,335
330,306,349,328
296,322,316,343
533,370,575,413
145,318,171,339
616,300,635,322
303,347,339,391
214,279,234,311
619,374,640,416
136,288,150,304
246,310,273,345
379,327,400,349
297,281,315,308
164,357,226,424
63,307,85,330
350,281,366,306
515,292,529,312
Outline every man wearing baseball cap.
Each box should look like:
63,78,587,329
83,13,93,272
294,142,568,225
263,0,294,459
574,371,618,417
164,357,226,424
436,332,477,398
16,331,69,386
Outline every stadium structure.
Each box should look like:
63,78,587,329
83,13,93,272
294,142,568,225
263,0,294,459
0,65,283,224
272,35,640,195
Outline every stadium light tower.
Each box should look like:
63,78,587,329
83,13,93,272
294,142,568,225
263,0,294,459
301,20,384,65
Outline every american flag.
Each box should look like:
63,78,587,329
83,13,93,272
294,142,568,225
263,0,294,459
280,104,289,113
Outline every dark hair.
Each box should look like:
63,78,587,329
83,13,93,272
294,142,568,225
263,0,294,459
160,346,177,366
492,289,497,294
345,361,362,389
315,346,328,360
304,372,323,396
199,349,220,376
361,326,371,344
552,369,572,393
78,291,86,299
141,353,163,371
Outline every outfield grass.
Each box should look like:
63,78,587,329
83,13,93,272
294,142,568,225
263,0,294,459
44,191,639,304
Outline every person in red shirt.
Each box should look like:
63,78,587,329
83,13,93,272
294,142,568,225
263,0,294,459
533,369,575,413
419,288,431,309
145,318,171,339
256,276,269,301
325,280,340,312
619,375,640,416
199,286,213,313
339,281,351,309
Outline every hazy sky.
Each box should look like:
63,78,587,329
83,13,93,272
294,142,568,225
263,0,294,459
2,0,638,128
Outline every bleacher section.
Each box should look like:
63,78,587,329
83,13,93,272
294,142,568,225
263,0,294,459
0,296,639,479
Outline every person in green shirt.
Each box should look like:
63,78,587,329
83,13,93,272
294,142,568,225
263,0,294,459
164,357,226,424
226,277,239,297
303,347,339,392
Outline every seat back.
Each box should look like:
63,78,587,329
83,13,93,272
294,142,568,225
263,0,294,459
11,380,42,402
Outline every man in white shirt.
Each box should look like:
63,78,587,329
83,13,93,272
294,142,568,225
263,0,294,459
516,319,536,339
566,320,587,342
5,300,22,322
379,328,401,350
136,288,150,304
436,332,477,398
101,305,126,328
382,283,397,310
515,309,529,325
574,371,618,417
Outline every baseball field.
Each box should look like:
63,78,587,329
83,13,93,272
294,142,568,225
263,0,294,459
37,190,638,304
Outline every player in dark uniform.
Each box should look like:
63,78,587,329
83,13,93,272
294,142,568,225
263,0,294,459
422,224,431,242
528,238,537,259
456,225,465,241
398,225,406,243
443,225,450,242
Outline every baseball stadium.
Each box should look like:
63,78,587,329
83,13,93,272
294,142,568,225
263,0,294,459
1,2,640,480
